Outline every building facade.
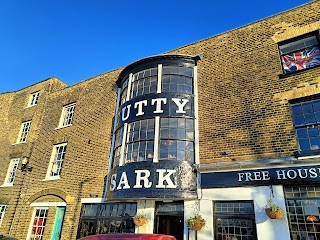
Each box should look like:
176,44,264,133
0,1,320,240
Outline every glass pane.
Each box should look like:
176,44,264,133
305,113,316,125
310,137,320,150
313,100,320,112
297,128,308,138
302,102,313,113
291,104,303,115
293,115,305,126
298,138,310,151
308,127,319,137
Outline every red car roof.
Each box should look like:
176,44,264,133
79,234,176,240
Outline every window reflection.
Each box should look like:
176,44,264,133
125,119,155,164
162,66,193,94
160,118,194,162
113,127,124,167
120,78,129,104
130,68,157,99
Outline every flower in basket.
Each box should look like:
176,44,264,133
133,213,148,226
265,199,284,220
186,215,206,231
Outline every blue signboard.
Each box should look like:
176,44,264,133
107,160,197,200
201,164,320,188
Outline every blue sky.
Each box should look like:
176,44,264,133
0,0,311,93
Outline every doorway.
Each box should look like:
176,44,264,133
154,201,184,240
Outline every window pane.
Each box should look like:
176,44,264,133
293,115,305,126
291,104,303,115
302,102,313,113
298,138,310,151
305,113,316,125
310,137,320,150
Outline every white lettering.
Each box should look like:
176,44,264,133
134,100,148,116
276,170,287,179
245,172,253,181
309,168,318,178
151,98,167,113
297,169,308,179
116,172,130,190
121,105,131,121
238,173,245,182
287,170,297,179
172,98,189,113
253,172,262,180
133,170,152,188
156,169,176,188
261,171,270,180
110,174,117,191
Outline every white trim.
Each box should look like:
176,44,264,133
45,143,67,178
0,183,13,188
30,202,66,207
16,120,32,143
42,176,61,181
4,158,20,185
119,123,128,167
57,103,76,128
153,116,160,162
298,154,320,160
27,91,40,107
193,65,200,165
81,198,104,204
119,73,133,167
0,205,6,226
104,87,122,199
26,207,49,240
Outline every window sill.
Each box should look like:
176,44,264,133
294,150,320,159
279,65,320,79
25,104,37,109
42,176,61,181
0,183,13,187
12,142,26,146
55,124,73,130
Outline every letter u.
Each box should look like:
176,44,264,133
121,104,131,121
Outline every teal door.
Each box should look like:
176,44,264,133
51,207,66,240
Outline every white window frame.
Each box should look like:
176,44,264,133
16,120,32,143
27,91,40,107
57,103,76,128
45,143,67,180
0,205,6,226
3,158,20,186
26,207,49,240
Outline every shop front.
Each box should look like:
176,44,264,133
199,161,320,240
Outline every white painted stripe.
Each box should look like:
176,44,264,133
30,202,66,207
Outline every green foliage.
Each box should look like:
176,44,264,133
133,213,148,221
186,215,206,228
267,199,283,212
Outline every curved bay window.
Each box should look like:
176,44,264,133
111,55,200,168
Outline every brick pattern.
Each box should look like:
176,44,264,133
0,1,319,239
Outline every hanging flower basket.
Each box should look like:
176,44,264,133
133,214,147,226
265,200,284,220
186,215,206,231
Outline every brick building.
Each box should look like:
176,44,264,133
0,1,320,239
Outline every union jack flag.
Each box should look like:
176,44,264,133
281,46,320,73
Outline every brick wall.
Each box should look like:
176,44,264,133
0,1,319,239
